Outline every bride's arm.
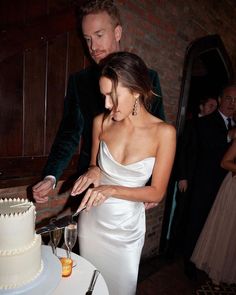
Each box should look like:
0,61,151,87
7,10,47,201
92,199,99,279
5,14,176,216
81,123,176,211
71,114,103,196
221,139,236,174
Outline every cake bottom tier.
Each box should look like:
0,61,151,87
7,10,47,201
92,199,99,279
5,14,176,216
0,234,43,290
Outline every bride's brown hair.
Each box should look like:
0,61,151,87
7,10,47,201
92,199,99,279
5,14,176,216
99,51,155,111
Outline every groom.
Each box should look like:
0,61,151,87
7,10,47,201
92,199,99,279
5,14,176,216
33,0,165,203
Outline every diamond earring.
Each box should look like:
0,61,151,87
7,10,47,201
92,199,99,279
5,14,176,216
132,99,138,116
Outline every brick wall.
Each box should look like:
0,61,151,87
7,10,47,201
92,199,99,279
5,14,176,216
117,0,236,124
1,0,236,260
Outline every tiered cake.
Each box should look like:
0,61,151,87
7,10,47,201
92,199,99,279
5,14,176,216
0,198,43,289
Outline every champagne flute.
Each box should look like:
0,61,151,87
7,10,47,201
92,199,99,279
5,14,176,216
64,222,77,260
49,218,62,257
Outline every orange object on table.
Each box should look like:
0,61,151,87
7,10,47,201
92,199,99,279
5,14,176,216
60,257,73,277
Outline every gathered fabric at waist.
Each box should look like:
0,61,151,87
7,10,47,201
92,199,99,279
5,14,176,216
79,198,145,248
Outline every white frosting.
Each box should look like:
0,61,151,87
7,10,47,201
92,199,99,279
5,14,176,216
0,198,43,289
0,198,35,250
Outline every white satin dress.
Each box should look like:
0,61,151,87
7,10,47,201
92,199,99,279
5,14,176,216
78,141,155,295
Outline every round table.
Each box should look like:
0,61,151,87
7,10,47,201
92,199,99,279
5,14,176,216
51,246,109,295
0,246,109,295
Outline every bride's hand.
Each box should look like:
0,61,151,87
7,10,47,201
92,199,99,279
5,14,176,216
228,127,236,140
78,185,115,211
71,166,101,196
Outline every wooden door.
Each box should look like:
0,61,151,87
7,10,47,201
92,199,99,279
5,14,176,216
0,0,86,188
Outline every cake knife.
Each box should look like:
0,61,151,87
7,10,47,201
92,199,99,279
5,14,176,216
36,206,86,235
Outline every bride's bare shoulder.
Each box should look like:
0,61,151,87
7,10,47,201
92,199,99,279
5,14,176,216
155,120,176,137
148,114,175,132
94,112,112,124
94,113,114,134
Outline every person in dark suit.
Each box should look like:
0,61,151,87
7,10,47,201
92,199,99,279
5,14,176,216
33,0,165,203
183,84,236,278
166,97,218,259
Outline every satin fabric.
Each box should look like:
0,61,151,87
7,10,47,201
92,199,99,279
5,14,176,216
78,141,155,295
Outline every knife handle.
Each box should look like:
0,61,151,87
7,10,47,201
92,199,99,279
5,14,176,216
88,269,100,292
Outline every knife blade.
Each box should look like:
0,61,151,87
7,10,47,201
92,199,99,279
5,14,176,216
86,270,100,295
36,223,58,235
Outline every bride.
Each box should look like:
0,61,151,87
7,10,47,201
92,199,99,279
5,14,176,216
71,51,176,295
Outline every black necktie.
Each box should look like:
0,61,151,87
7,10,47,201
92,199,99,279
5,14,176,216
227,117,232,130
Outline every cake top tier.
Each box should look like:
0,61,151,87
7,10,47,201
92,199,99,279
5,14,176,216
0,198,36,252
0,198,33,217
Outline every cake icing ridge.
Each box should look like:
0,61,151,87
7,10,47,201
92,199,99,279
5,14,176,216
0,234,40,256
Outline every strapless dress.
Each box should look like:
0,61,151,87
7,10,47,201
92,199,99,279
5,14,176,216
78,141,155,295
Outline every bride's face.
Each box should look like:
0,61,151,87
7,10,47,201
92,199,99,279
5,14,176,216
99,76,137,121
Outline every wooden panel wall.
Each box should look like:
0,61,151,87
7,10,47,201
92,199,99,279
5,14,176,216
24,45,46,156
0,55,23,156
0,0,85,188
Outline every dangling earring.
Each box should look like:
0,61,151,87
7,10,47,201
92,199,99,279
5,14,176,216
132,98,138,116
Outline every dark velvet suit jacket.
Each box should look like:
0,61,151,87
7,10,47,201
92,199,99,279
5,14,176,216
43,65,165,182
192,110,229,203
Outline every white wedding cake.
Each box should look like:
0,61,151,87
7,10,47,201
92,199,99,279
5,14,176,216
0,198,43,289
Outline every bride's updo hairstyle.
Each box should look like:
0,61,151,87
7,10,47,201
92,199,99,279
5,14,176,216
99,51,154,111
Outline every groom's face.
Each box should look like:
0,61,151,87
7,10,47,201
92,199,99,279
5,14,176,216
82,11,122,64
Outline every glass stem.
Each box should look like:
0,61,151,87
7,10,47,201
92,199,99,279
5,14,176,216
68,248,71,259
51,243,56,255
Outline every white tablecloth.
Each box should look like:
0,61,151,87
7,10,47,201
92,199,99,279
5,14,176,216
0,246,109,295
52,247,109,295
